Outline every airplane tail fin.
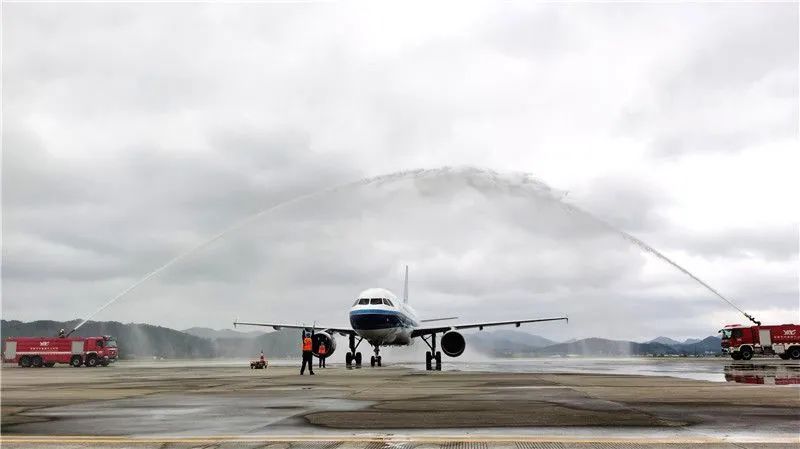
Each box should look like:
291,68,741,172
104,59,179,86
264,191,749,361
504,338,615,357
403,265,409,303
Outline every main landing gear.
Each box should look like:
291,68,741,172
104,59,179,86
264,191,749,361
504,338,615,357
345,334,363,367
421,333,442,371
371,345,382,367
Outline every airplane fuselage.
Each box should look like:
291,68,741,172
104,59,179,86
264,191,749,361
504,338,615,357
349,288,417,346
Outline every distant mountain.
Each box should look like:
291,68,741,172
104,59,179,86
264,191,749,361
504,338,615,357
674,336,722,355
491,330,556,347
182,327,264,340
534,338,678,357
531,336,722,357
470,332,722,357
646,336,716,350
467,330,556,357
649,336,682,346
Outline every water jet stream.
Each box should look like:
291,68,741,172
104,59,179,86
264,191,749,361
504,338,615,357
69,168,437,334
558,203,759,324
68,166,757,334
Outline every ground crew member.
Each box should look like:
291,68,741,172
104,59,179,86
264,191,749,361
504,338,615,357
58,329,66,338
300,331,314,375
318,342,327,368
259,351,265,363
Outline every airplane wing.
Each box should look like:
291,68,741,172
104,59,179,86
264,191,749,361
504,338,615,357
233,320,357,337
411,316,567,338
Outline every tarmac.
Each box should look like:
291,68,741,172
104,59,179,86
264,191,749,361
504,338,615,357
1,361,798,448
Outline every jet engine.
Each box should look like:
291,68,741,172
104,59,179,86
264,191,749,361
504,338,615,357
441,331,465,357
311,332,336,358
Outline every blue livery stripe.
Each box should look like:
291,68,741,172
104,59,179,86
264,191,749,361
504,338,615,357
349,309,418,330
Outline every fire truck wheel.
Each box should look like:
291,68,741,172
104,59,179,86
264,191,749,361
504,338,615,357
789,347,800,360
19,356,31,368
730,352,742,360
32,356,43,368
85,356,99,367
740,347,753,361
70,355,83,367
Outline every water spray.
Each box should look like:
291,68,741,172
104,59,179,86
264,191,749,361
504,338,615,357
557,203,761,326
67,168,439,335
69,166,760,331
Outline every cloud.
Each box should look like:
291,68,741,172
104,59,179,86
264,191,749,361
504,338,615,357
2,3,797,343
618,3,798,157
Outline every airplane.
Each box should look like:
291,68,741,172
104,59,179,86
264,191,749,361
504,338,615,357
234,266,568,370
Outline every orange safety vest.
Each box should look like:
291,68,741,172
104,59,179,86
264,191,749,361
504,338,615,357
302,337,312,352
319,345,327,355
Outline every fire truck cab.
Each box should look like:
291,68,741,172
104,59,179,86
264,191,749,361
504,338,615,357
720,324,800,360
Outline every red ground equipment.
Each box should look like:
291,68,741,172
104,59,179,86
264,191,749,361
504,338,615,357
2,335,118,367
250,360,267,369
720,324,800,360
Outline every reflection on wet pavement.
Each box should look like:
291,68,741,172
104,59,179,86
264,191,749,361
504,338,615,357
406,358,800,383
724,363,800,385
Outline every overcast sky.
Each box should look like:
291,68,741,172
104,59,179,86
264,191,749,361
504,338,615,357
3,2,798,342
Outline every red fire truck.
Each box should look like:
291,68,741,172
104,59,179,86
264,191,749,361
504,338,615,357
2,336,118,367
720,324,800,360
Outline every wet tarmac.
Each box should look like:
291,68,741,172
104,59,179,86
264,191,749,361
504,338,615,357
403,357,800,383
1,359,798,448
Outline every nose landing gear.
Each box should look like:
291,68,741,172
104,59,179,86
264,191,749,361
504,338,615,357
370,346,382,367
345,334,363,367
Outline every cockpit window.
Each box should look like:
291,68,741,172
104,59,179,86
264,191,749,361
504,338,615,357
354,299,360,306
370,298,383,305
383,298,394,307
358,298,369,305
